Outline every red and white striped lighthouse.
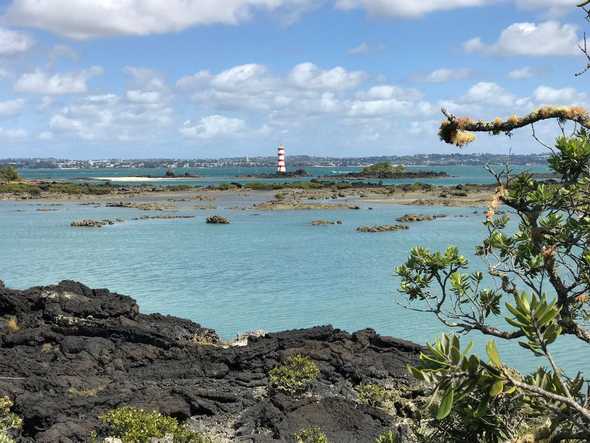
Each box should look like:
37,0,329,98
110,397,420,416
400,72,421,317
277,144,286,174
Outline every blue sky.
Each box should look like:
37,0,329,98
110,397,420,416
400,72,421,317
0,0,588,159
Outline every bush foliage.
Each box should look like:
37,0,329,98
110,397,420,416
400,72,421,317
293,427,329,443
269,354,320,395
396,128,590,442
0,166,20,183
0,397,22,443
99,406,210,443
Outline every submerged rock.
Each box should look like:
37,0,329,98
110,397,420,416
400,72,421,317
0,281,421,442
206,215,230,224
396,214,447,223
311,220,342,226
70,219,124,228
356,224,409,233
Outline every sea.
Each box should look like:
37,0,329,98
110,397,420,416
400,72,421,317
2,164,587,374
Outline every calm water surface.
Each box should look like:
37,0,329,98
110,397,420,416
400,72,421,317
3,165,586,375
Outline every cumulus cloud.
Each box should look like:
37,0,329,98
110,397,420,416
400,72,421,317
5,0,313,39
348,84,433,117
126,90,162,104
15,66,103,94
180,115,247,139
419,68,473,83
533,85,587,104
335,0,490,17
441,81,531,114
0,127,27,138
289,63,364,90
176,70,212,90
508,66,537,79
464,21,580,56
0,98,25,116
515,0,578,15
0,26,33,55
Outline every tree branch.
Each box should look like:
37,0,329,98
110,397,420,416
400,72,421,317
506,376,590,424
439,107,590,147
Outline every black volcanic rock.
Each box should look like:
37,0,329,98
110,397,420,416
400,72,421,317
0,281,421,442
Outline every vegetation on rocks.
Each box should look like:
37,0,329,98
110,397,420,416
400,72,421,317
356,383,395,409
0,397,22,443
361,162,406,177
269,354,320,395
293,427,329,443
375,431,398,443
0,166,20,183
98,406,210,443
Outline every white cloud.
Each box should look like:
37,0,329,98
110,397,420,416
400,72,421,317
211,64,270,91
180,115,246,139
441,81,531,114
420,68,472,83
0,127,27,138
349,42,370,55
50,114,84,132
126,90,162,104
0,98,25,116
348,84,433,117
508,66,536,79
15,66,103,94
515,0,578,15
176,70,212,90
86,94,119,105
335,0,490,17
289,63,364,90
534,85,587,104
38,131,53,140
0,27,33,55
463,82,521,107
124,66,166,90
465,21,580,56
5,0,311,39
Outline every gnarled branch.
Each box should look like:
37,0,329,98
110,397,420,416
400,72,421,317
439,107,590,147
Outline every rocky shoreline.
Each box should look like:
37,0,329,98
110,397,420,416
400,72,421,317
0,281,422,442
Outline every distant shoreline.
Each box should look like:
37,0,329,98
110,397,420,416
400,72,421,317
93,176,203,182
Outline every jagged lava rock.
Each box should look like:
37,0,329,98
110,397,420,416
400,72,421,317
0,281,421,442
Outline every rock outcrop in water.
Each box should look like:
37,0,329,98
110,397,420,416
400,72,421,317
356,224,409,233
206,215,230,224
0,281,421,442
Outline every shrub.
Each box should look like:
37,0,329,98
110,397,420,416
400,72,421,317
396,123,590,440
375,431,398,443
99,406,210,443
0,396,22,443
0,166,20,183
269,354,319,395
356,384,394,409
293,427,329,443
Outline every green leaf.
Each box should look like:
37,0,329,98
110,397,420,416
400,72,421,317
436,388,454,420
489,380,504,397
486,340,502,367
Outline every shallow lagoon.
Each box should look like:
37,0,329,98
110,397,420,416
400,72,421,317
0,187,586,375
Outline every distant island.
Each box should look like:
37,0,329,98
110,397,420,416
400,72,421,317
0,152,550,170
329,162,448,179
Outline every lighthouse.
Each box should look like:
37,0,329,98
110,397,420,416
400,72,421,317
277,144,286,174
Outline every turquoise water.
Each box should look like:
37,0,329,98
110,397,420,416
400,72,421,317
0,181,586,375
20,164,550,186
